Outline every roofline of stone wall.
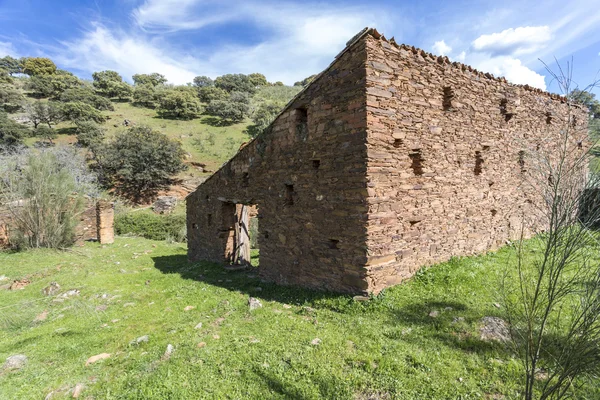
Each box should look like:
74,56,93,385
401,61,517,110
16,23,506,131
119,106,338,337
189,27,585,197
365,28,575,103
187,28,373,197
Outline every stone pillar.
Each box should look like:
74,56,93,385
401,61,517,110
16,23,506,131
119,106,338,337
96,201,115,244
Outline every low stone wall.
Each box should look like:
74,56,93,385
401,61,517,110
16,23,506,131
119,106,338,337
0,199,115,248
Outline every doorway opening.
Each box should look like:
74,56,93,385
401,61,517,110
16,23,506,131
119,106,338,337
221,202,259,267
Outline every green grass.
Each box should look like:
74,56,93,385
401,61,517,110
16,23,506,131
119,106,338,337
0,238,598,399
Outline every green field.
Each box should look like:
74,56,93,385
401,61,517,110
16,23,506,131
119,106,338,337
1,237,598,399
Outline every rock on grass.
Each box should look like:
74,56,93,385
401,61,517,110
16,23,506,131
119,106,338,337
2,355,27,371
85,353,111,366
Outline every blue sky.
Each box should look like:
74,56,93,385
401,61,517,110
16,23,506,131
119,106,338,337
0,0,599,94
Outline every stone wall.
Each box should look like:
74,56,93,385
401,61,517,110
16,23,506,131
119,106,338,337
362,34,589,293
187,29,588,295
187,37,371,293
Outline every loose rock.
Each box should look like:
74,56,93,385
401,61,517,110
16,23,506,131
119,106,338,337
194,322,203,329
3,354,27,370
310,338,321,346
184,305,195,311
248,297,263,310
162,344,174,360
42,282,60,296
480,316,510,342
72,383,85,398
34,310,49,322
428,310,439,318
85,353,111,366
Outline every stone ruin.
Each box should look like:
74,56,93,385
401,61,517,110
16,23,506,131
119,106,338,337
186,28,589,294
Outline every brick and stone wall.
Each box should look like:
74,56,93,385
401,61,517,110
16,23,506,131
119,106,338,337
362,34,589,293
187,37,371,293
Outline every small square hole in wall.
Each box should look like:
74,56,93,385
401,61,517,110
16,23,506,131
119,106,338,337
491,209,497,217
207,214,212,226
443,86,454,111
328,239,340,249
518,150,526,172
285,184,294,205
242,172,249,187
571,115,577,127
500,99,514,122
192,223,198,230
393,139,403,148
545,112,553,125
312,159,320,170
474,151,484,175
205,195,210,200
264,231,269,239
409,149,424,176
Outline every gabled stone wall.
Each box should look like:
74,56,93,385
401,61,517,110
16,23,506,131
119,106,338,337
362,34,589,292
187,38,371,293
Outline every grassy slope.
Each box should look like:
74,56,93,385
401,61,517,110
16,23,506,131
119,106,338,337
1,238,598,399
22,101,252,180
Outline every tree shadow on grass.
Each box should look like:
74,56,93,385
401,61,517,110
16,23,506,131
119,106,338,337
151,254,347,308
388,300,507,356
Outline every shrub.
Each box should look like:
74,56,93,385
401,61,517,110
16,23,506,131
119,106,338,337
0,111,28,153
115,212,186,241
197,86,228,103
214,74,256,94
75,120,105,148
0,85,25,112
205,91,250,124
0,146,98,249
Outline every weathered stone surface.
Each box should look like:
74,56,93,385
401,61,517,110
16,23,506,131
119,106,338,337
248,297,263,310
153,196,178,214
480,316,510,342
187,28,588,295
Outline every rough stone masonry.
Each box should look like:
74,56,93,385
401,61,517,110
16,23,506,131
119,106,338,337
187,28,589,294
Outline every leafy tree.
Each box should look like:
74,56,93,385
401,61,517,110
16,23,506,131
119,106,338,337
570,89,600,119
61,101,105,123
214,73,256,94
92,70,124,97
26,75,54,98
112,81,133,101
197,86,228,103
251,102,282,134
26,71,81,98
22,57,57,76
132,73,167,87
273,81,284,86
25,101,62,128
75,120,105,148
59,87,114,111
193,75,213,88
33,126,57,144
157,88,203,119
248,73,268,87
0,56,22,75
294,74,317,87
95,125,186,198
0,111,28,153
0,85,25,112
205,91,250,124
133,84,156,108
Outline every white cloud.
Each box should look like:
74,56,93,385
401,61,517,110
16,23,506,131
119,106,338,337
432,40,451,56
471,26,552,56
47,1,389,85
456,51,466,62
55,25,198,85
468,54,547,90
0,41,16,57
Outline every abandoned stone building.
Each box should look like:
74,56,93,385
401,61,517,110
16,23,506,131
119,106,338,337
187,28,588,294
